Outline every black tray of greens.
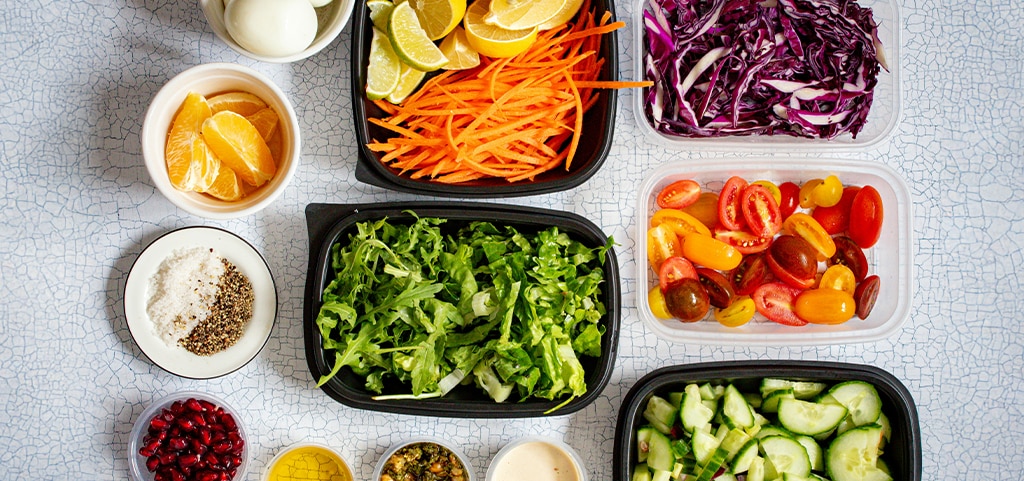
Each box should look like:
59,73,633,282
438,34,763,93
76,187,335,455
303,202,621,417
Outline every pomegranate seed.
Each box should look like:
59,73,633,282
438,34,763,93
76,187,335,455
199,428,212,445
211,431,226,443
231,456,243,468
198,470,220,481
232,439,244,453
170,401,185,414
228,467,237,478
168,437,187,450
221,414,237,431
186,398,205,412
139,440,160,457
154,472,169,481
146,455,160,471
191,412,207,427
150,417,169,430
212,441,232,454
205,454,220,468
199,400,216,411
168,468,185,481
169,426,181,437
159,452,177,465
178,453,199,468
176,417,194,431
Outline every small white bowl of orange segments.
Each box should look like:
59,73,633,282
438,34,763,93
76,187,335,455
141,63,300,219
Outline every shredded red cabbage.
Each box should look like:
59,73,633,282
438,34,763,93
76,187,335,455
643,0,888,139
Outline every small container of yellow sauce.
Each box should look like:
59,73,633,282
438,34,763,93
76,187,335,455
486,437,586,481
264,443,353,481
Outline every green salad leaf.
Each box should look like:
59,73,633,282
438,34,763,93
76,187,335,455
314,213,612,410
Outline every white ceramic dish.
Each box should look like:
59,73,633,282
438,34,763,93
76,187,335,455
141,62,300,220
128,391,249,481
635,157,913,345
125,226,277,378
632,0,902,151
372,437,475,481
200,0,354,63
486,436,587,481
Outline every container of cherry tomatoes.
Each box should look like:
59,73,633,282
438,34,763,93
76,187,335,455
636,157,912,345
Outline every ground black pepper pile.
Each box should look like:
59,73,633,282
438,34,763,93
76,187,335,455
179,258,254,356
381,442,466,481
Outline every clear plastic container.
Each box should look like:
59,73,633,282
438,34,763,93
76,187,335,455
632,0,902,151
263,442,353,481
372,437,475,481
635,157,913,345
486,436,587,481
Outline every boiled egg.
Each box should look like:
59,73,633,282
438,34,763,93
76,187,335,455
224,0,318,58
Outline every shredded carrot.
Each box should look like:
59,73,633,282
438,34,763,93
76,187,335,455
367,0,654,184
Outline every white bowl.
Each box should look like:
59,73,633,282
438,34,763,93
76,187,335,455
141,62,300,219
486,437,587,481
128,391,249,481
635,157,914,345
372,437,474,481
200,0,354,63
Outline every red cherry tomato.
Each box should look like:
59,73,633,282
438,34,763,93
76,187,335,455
778,181,801,219
718,176,748,231
849,185,884,248
659,256,698,293
854,275,881,319
714,227,772,254
752,282,807,326
697,267,735,309
664,278,711,322
657,179,702,209
767,235,818,289
794,288,856,325
740,184,782,238
829,236,869,282
812,186,860,235
730,253,771,296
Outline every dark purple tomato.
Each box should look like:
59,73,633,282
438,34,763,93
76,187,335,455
829,236,869,282
767,235,817,289
697,267,735,309
730,253,771,296
854,275,881,319
664,278,711,323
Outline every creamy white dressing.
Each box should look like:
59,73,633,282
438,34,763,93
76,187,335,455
490,441,581,481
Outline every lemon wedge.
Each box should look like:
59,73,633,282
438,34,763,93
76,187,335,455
538,0,584,30
439,26,480,70
483,0,566,30
463,0,537,59
409,0,466,40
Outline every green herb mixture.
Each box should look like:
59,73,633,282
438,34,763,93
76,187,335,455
314,214,612,410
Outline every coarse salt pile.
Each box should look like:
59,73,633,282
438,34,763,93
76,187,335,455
146,246,226,346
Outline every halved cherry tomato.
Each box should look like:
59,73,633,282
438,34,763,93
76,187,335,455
810,175,843,207
659,256,698,293
767,235,817,289
657,179,702,209
819,264,856,295
849,185,884,248
794,288,856,324
778,181,801,219
647,224,683,271
647,288,673,319
714,296,756,327
651,209,712,238
854,275,880,319
682,192,720,229
740,184,782,238
783,212,837,258
664,278,710,322
799,178,824,208
682,234,742,271
829,236,869,282
752,282,806,326
752,180,782,205
714,227,772,254
730,253,771,296
812,186,860,235
717,176,748,231
697,267,735,308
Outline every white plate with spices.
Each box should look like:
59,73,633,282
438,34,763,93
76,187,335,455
125,226,277,379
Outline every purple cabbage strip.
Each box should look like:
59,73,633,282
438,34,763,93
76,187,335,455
643,0,886,139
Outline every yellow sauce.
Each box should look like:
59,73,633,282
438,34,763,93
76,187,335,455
266,445,352,481
490,441,582,481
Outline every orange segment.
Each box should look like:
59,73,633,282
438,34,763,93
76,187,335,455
201,111,277,187
188,138,221,192
265,129,283,166
246,107,279,142
202,160,244,201
207,91,268,116
165,92,213,190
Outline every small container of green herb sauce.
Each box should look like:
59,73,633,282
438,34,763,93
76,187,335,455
372,437,474,481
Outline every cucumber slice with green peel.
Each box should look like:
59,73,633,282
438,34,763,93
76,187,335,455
671,438,692,459
826,425,891,481
716,473,738,481
700,383,724,400
637,427,655,463
730,439,760,474
759,435,812,477
668,391,685,408
695,448,728,481
777,398,849,435
651,468,672,481
762,387,796,413
747,456,766,481
692,429,721,465
754,424,796,440
720,428,754,460
794,435,823,472
876,412,892,448
760,378,828,399
745,392,763,409
681,384,715,433
647,430,675,472
826,381,882,427
644,395,679,434
632,463,652,481
723,384,756,429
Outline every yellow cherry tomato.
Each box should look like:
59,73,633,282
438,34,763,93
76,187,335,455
714,296,756,327
810,175,843,207
783,212,836,258
648,287,673,319
651,209,712,238
647,224,683,272
794,289,856,324
799,178,824,208
682,233,743,271
681,192,720,229
819,264,856,295
752,180,783,206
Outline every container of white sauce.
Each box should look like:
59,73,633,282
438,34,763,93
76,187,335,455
486,437,586,481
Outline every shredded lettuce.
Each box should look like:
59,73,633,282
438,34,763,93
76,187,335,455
643,0,886,139
314,213,611,410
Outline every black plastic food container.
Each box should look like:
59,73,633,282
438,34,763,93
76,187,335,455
614,361,921,480
303,202,621,417
349,0,619,197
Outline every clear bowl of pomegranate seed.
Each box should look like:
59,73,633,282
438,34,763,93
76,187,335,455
128,391,249,481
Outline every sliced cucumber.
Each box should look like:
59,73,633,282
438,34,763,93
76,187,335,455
754,424,795,440
681,384,715,433
632,463,652,481
637,427,655,463
644,395,679,434
700,383,724,400
719,428,753,460
651,468,672,481
777,398,849,436
647,429,675,472
691,429,720,466
695,448,728,481
723,384,755,429
761,378,828,399
759,435,812,477
825,424,891,481
730,439,759,474
747,456,766,481
826,381,882,427
794,435,823,472
762,387,795,413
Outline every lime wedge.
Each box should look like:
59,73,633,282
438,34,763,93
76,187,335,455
385,64,427,104
367,0,394,32
387,1,449,71
366,27,402,101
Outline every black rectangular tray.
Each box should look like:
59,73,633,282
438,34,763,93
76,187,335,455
303,202,621,417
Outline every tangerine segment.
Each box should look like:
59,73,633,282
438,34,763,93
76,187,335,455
246,107,279,142
202,160,244,201
207,91,268,116
201,111,277,187
166,92,213,190
188,138,222,192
